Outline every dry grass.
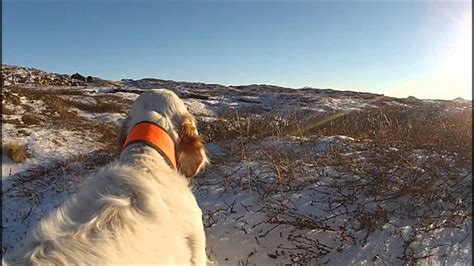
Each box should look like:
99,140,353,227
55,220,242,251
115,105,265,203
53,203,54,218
2,89,21,105
2,105,15,115
198,112,298,142
64,95,130,114
302,105,471,151
199,103,471,158
198,101,472,264
202,133,471,263
2,90,149,162
2,84,471,263
3,150,115,225
7,86,130,115
94,121,121,153
2,86,128,154
21,114,41,125
3,142,28,163
4,87,83,123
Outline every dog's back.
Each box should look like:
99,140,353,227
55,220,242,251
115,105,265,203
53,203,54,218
4,159,205,265
4,89,208,265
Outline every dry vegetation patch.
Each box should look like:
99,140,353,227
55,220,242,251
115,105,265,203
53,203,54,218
21,114,41,126
63,95,130,114
2,84,471,263
198,101,472,264
2,105,15,115
3,86,127,152
3,142,28,163
199,103,471,157
2,89,22,105
3,150,115,227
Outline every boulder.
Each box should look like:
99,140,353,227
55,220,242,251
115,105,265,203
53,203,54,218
71,73,86,81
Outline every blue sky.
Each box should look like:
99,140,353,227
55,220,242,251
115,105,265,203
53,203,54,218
3,0,472,99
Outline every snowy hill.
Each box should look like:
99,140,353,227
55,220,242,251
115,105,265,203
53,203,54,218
1,64,117,87
2,64,472,264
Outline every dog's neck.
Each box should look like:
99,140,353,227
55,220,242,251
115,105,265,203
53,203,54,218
122,121,176,169
119,143,175,175
119,114,178,173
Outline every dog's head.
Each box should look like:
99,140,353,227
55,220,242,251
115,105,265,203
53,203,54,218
118,89,208,178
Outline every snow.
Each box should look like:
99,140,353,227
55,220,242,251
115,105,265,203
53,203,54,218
1,65,472,264
73,108,126,125
2,154,21,178
2,127,101,178
184,98,216,116
195,136,472,264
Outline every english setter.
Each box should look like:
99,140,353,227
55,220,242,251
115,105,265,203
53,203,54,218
4,89,209,265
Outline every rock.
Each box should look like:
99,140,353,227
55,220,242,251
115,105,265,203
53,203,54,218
71,73,86,81
267,253,278,259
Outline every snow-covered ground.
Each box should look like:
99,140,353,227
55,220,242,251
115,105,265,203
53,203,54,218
197,136,472,265
2,65,472,264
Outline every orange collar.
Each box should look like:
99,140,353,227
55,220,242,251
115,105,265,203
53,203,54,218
122,121,177,169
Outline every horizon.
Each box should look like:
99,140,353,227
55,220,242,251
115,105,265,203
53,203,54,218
3,1,472,100
3,62,471,101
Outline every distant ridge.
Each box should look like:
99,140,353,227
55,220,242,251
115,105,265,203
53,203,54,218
2,64,470,102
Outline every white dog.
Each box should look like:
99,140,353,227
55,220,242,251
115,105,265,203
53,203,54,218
4,89,209,265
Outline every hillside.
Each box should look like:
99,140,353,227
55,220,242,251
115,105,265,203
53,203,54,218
2,65,472,264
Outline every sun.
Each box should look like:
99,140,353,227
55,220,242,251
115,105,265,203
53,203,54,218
389,11,472,100
437,12,472,99
441,13,472,76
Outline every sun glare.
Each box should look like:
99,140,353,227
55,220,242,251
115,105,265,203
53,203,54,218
390,11,472,100
439,12,472,94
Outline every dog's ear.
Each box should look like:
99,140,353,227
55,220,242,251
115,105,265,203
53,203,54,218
177,115,208,178
116,118,129,157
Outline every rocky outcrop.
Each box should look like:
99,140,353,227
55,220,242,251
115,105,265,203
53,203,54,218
1,65,116,87
71,73,86,81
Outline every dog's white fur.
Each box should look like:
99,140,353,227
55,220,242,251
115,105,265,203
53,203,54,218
4,89,209,265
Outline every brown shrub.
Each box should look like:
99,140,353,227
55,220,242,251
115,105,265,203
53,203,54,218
2,106,15,115
21,114,41,125
64,98,120,113
93,121,119,152
2,89,21,105
46,98,79,120
200,104,471,162
3,142,28,163
197,113,300,142
63,95,131,114
302,105,472,157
